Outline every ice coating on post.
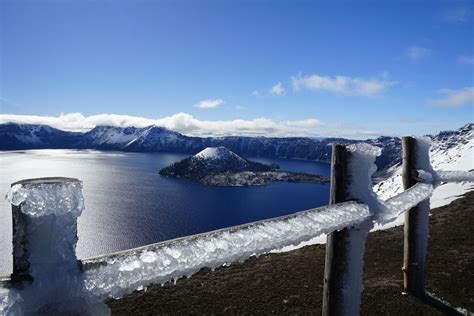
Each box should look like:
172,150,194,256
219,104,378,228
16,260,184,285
336,143,382,314
82,202,370,299
346,143,384,212
343,142,435,225
415,137,437,180
414,137,433,278
6,179,84,217
2,178,109,315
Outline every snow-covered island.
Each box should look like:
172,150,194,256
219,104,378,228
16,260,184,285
159,147,329,186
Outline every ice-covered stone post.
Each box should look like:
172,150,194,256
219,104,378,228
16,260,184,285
5,177,109,315
9,177,83,284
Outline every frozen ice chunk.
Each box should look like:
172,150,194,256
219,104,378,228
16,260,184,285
346,143,384,212
82,202,370,299
5,179,84,217
2,178,109,315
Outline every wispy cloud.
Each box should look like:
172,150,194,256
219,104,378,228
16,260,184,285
194,99,225,109
291,73,395,97
427,87,474,107
251,90,260,97
406,46,431,62
443,6,472,23
458,55,474,65
269,82,285,96
0,112,383,138
285,118,322,128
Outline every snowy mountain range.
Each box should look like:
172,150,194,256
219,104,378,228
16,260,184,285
0,122,471,175
0,122,402,169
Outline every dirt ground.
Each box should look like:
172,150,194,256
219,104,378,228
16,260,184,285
108,190,474,315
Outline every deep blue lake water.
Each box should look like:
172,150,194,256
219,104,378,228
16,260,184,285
0,150,330,275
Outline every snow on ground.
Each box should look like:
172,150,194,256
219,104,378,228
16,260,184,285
89,126,140,146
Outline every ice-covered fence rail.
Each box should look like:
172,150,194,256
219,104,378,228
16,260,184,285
375,182,434,225
81,202,370,300
435,170,474,183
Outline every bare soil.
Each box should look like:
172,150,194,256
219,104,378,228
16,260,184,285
108,190,474,315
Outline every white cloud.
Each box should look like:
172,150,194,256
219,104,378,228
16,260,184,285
291,73,394,97
194,99,225,109
269,82,285,96
428,87,474,107
0,112,383,138
458,55,474,65
406,46,431,61
285,118,322,128
251,90,260,97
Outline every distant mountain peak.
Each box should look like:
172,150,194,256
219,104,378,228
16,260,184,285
194,147,245,162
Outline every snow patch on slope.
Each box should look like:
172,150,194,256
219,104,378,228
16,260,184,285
85,126,140,147
194,147,246,162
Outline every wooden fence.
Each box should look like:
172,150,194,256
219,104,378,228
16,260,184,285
0,136,472,315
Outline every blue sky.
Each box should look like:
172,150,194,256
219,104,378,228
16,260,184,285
1,0,473,138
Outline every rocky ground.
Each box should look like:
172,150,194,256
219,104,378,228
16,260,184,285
108,190,474,315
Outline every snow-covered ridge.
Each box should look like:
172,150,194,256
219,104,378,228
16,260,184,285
0,122,401,170
83,126,141,147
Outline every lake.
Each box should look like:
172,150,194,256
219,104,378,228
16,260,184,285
0,150,330,276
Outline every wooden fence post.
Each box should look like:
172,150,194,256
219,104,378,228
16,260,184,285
322,144,354,316
401,137,427,297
